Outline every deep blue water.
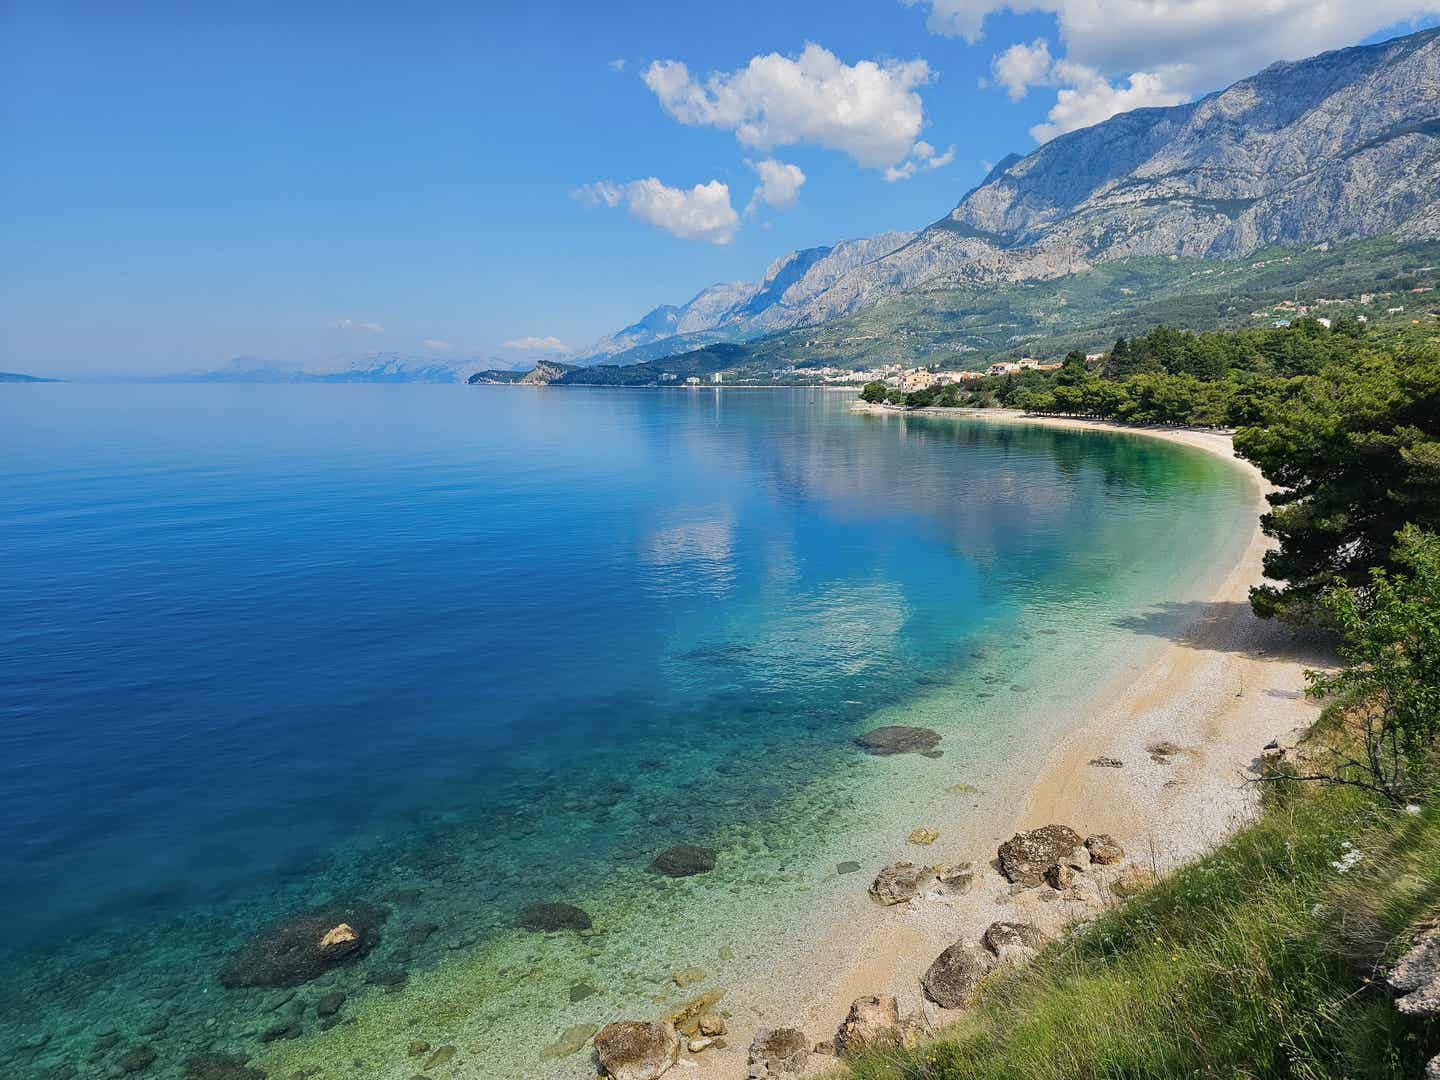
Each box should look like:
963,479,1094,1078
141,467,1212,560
0,385,1252,1077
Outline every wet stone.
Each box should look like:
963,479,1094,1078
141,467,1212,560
568,982,598,1003
836,861,862,875
365,969,409,992
853,726,941,757
650,844,717,877
314,991,346,1017
118,1046,157,1074
516,903,592,932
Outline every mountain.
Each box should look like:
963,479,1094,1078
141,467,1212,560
784,26,1440,326
574,232,915,364
152,354,482,383
575,27,1440,362
467,360,577,384
0,371,61,382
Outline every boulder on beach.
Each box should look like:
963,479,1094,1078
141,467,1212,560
218,901,387,988
853,725,942,757
1085,834,1124,865
996,825,1084,887
594,1020,679,1080
746,1027,809,1077
982,922,1047,965
650,844,717,877
921,943,995,1009
515,902,593,932
665,988,727,1036
833,995,918,1056
869,862,936,905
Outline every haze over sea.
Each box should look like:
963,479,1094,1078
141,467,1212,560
0,385,1253,1078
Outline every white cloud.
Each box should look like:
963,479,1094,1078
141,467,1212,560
991,38,1052,100
608,58,627,71
502,335,572,352
883,139,958,181
335,319,384,333
423,339,453,350
641,43,936,170
747,158,806,212
908,1,1440,140
572,177,740,244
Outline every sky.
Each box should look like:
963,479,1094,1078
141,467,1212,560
3,1,1439,376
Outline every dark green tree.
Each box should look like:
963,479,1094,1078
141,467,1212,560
860,380,889,404
1235,345,1440,620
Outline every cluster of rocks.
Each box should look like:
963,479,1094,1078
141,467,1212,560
589,989,730,1079
1389,924,1440,1077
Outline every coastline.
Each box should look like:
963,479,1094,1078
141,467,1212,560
699,403,1328,1072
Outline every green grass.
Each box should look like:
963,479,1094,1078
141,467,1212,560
838,764,1440,1079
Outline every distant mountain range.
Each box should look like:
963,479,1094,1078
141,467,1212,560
566,26,1440,371
120,354,485,384
0,371,61,382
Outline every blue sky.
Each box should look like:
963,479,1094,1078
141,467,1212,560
3,1,1438,376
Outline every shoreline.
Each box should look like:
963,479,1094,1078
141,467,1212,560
697,403,1328,1072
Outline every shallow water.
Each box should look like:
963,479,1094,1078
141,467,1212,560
0,386,1254,1078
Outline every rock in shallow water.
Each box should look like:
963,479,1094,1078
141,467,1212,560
218,901,387,989
594,1020,679,1080
853,725,942,756
540,1023,598,1059
869,861,936,905
650,844,716,877
515,902,592,932
182,1053,263,1080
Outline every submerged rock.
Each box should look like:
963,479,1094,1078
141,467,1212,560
869,862,936,905
908,827,939,845
921,943,994,1009
218,901,387,988
118,1046,157,1074
314,991,346,1017
853,726,941,757
515,902,592,932
997,825,1084,887
650,844,716,877
540,1023,599,1059
183,1053,264,1080
594,1020,679,1080
747,1027,809,1076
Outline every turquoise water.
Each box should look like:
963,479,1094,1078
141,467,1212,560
0,386,1254,1078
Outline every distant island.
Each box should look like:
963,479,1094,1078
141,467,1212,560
0,371,61,383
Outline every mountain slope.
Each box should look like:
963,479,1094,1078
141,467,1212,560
791,26,1440,326
574,232,915,364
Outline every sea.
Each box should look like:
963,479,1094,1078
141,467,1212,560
0,385,1256,1078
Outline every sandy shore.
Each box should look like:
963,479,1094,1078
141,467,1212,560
684,406,1330,1074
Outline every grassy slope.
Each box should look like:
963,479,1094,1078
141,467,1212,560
838,722,1440,1080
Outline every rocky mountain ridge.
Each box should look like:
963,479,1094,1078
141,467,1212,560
579,26,1440,363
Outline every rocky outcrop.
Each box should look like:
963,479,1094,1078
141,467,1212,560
515,902,592,932
1085,834,1125,865
746,1028,809,1077
218,901,386,988
594,1021,679,1080
650,844,716,877
832,995,920,1056
997,825,1085,887
853,725,941,756
921,943,995,1009
983,922,1047,965
869,861,936,905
